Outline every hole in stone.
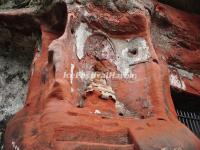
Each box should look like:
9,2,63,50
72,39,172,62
81,17,86,23
158,16,172,28
153,59,159,64
53,65,56,78
171,87,200,138
26,103,31,107
71,28,75,34
118,113,124,116
140,115,145,119
48,50,54,64
101,116,110,119
128,48,138,57
157,118,166,121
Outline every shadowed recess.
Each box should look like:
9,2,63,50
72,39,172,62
158,0,200,14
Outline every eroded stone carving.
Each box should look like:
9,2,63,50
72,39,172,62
0,0,200,149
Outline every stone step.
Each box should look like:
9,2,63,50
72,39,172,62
57,141,134,150
55,126,132,145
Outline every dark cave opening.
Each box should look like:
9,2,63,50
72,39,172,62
171,88,200,138
158,0,200,14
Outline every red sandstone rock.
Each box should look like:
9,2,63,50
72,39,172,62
0,0,200,150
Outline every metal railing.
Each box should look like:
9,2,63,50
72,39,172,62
176,109,200,138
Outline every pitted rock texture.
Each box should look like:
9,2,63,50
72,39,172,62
0,26,37,148
0,46,33,149
0,55,29,122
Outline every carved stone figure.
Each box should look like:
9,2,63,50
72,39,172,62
0,0,200,149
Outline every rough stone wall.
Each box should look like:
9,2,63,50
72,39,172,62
0,50,29,149
0,51,30,120
0,24,38,148
0,0,200,150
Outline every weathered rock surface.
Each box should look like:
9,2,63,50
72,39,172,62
0,11,39,148
0,0,200,150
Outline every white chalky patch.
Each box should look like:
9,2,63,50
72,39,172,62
94,109,101,114
169,65,194,80
70,64,75,93
112,37,150,77
75,23,92,60
170,74,186,90
70,64,75,85
115,100,132,116
86,76,116,101
177,68,193,80
12,141,20,150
